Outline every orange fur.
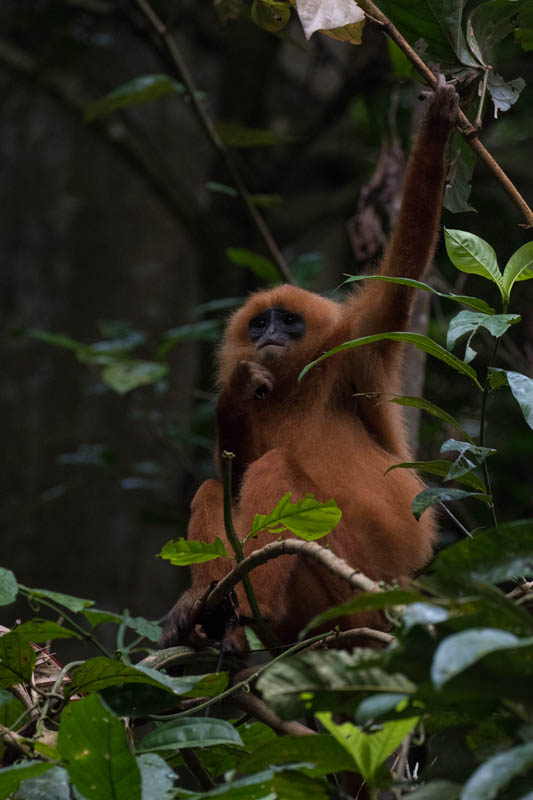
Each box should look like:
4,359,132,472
160,79,459,652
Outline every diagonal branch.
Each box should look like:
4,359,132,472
205,537,382,613
358,0,533,228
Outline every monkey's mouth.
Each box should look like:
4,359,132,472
258,342,286,355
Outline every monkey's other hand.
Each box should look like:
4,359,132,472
426,74,459,126
159,586,211,649
232,360,274,401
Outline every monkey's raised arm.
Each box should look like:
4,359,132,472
348,77,458,341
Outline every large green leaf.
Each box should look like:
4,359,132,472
506,370,533,430
0,567,18,606
0,633,35,689
186,766,329,798
386,460,486,491
344,274,493,314
407,781,461,799
14,765,70,800
82,609,162,641
388,396,474,442
140,716,243,752
68,656,226,697
137,753,177,800
23,586,93,612
303,589,422,635
502,241,533,297
466,0,524,64
101,360,168,394
444,133,477,214
216,122,296,148
444,229,504,298
84,74,185,121
317,712,418,784
257,649,414,718
431,628,527,688
299,332,482,388
446,311,520,363
0,763,55,800
226,247,280,281
412,487,490,521
238,733,355,777
11,619,81,642
157,536,230,565
58,693,141,800
440,439,495,481
434,520,533,585
248,492,341,541
461,742,533,800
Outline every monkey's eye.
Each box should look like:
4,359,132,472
249,316,267,330
284,314,297,325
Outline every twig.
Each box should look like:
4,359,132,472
438,501,473,538
308,626,394,648
133,0,295,280
205,537,382,613
0,724,35,758
232,691,317,736
221,452,280,648
181,748,215,791
358,0,533,228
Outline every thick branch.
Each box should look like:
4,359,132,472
205,537,382,612
232,691,317,736
358,0,533,228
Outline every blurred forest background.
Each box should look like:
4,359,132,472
2,0,533,626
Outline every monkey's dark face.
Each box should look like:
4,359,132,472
248,306,306,357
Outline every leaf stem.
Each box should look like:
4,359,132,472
479,334,503,527
221,452,280,648
133,0,295,280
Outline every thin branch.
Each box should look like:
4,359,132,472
181,748,215,791
308,627,394,648
233,691,317,736
0,724,35,758
358,0,533,228
205,537,382,613
133,0,295,281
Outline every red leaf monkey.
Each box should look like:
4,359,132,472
160,77,459,651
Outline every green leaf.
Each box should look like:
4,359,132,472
431,628,526,688
23,328,82,352
238,733,355,777
487,71,525,114
461,742,533,800
446,311,520,362
402,602,450,631
24,586,93,612
467,0,523,64
444,133,477,214
252,0,291,32
434,520,533,585
0,690,25,728
12,619,81,642
158,536,230,565
502,241,533,299
407,781,461,799
82,609,162,641
344,274,493,314
0,568,18,606
0,762,55,800
506,370,533,430
0,633,35,688
299,331,482,388
215,122,296,148
84,74,185,121
157,320,220,359
303,589,422,635
412,487,490,521
444,229,504,298
137,753,176,800
185,767,328,798
15,765,70,800
248,492,341,541
389,395,475,442
101,672,228,717
257,649,414,718
68,656,224,697
140,717,243,752
101,360,168,394
354,693,410,724
317,712,418,784
226,247,280,282
58,693,141,800
386,461,486,491
440,438,496,481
